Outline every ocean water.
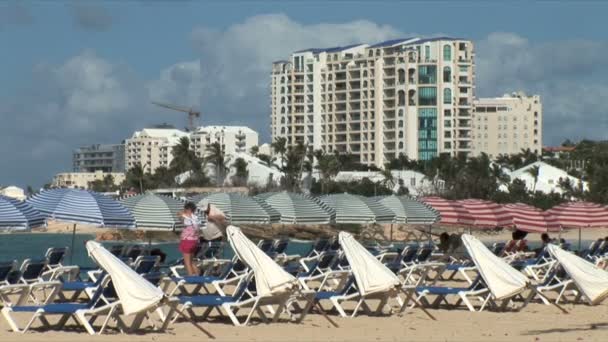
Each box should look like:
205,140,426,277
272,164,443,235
0,233,315,267
0,233,593,268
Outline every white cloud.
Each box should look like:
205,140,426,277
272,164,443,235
475,32,608,144
190,14,402,130
147,60,202,109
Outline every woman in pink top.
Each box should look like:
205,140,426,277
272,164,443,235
178,202,200,276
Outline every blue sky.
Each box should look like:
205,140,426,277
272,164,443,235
1,1,607,188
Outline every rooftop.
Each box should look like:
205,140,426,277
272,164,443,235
294,43,365,54
194,125,257,134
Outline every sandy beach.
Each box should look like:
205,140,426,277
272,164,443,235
1,300,607,341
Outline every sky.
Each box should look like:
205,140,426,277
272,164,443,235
1,0,607,188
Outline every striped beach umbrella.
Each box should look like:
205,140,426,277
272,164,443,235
547,202,608,250
503,203,560,233
316,193,395,224
420,197,474,226
120,193,185,230
27,188,135,227
547,202,608,228
376,195,440,224
255,191,334,224
191,192,280,224
0,195,46,231
457,199,512,228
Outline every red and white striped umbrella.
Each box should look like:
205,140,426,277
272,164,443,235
420,197,474,226
547,202,608,228
503,203,560,233
457,199,512,228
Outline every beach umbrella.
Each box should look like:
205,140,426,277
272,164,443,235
226,226,297,295
0,195,46,231
456,199,512,228
86,240,163,315
420,197,474,226
547,244,608,305
255,191,334,224
377,195,440,242
547,202,608,250
27,188,135,227
503,203,560,233
316,193,395,224
376,195,439,224
191,192,280,224
461,234,529,300
120,193,185,230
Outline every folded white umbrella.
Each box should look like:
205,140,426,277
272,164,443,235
461,234,529,300
86,241,164,315
547,244,608,305
338,231,401,295
226,226,297,296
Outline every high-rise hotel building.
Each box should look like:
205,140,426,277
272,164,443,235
270,37,475,166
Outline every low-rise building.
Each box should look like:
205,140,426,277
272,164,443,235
73,144,125,172
473,92,542,158
191,126,258,158
51,171,125,189
125,128,189,173
331,170,444,196
505,161,587,195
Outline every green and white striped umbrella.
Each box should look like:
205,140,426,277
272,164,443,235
255,191,335,224
191,192,280,224
316,193,395,224
375,195,440,224
120,193,185,230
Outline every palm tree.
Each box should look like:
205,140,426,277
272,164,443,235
205,142,227,186
232,157,249,186
526,165,541,193
249,145,259,157
170,137,200,174
520,148,538,167
271,137,287,171
380,166,395,189
315,150,340,194
126,163,146,193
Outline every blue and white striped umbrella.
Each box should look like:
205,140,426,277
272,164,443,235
375,195,440,224
27,189,135,228
0,195,46,231
120,193,185,230
316,193,395,224
191,192,280,224
255,191,335,224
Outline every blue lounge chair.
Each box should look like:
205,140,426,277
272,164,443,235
1,275,122,335
44,247,69,270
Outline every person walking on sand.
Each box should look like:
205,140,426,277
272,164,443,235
200,203,227,244
178,202,201,276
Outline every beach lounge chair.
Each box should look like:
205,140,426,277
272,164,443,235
413,275,488,311
1,275,122,334
43,247,69,270
15,259,48,284
548,244,608,305
532,263,577,305
460,235,568,313
0,261,33,307
132,255,161,274
323,232,433,319
162,261,239,296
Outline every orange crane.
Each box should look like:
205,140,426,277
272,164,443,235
152,101,200,131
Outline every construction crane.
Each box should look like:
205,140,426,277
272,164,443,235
152,101,200,131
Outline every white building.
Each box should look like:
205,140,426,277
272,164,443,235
51,171,126,189
473,92,542,158
0,186,27,200
125,128,189,173
191,125,258,158
331,170,443,196
505,161,588,195
271,37,475,167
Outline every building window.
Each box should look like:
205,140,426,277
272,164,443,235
418,87,437,106
443,66,451,82
443,88,452,104
418,65,437,84
424,45,431,60
443,45,452,61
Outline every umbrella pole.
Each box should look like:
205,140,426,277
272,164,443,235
578,227,582,252
70,223,76,265
428,225,432,244
390,223,393,243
